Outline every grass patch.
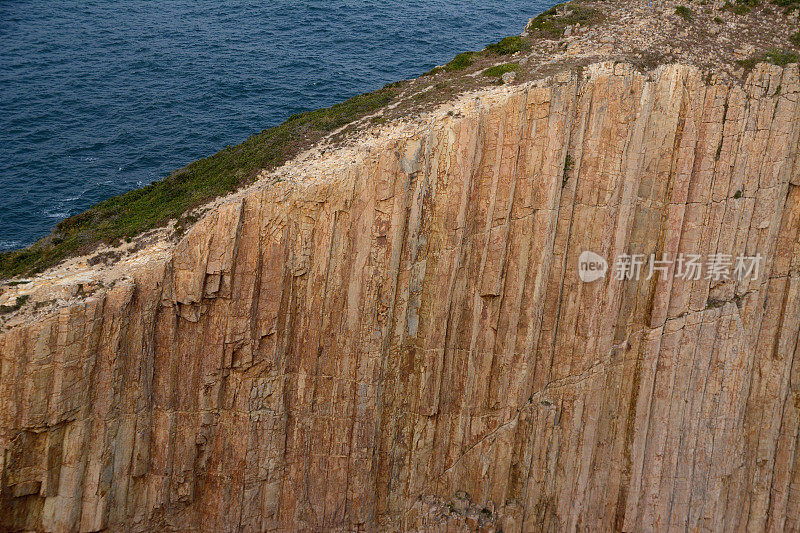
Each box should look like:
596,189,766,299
526,3,601,39
0,84,402,278
0,295,29,315
445,52,477,72
675,6,694,20
484,36,524,55
424,51,477,75
430,36,527,76
737,48,799,72
482,62,520,78
765,48,799,66
791,32,800,48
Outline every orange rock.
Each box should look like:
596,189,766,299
1,61,799,531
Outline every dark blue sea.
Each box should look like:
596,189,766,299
0,0,551,251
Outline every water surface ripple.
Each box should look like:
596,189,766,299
1,0,552,250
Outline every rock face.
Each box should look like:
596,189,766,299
1,62,799,531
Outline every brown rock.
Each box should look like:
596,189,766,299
1,61,800,531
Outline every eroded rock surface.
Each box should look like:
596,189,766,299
1,61,799,531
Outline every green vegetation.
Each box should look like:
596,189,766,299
430,4,604,77
428,35,526,78
0,295,29,314
527,3,601,38
562,153,574,187
722,0,800,14
445,52,477,71
736,56,760,70
484,36,524,55
791,32,800,48
0,84,402,278
408,3,602,82
482,62,520,78
713,16,725,23
765,48,799,66
733,189,743,199
723,0,755,14
675,5,694,20
424,51,478,76
729,4,752,14
34,299,55,310
773,0,800,12
737,48,799,72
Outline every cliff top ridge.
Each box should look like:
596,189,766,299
0,0,797,328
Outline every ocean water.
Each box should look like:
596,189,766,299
0,0,552,251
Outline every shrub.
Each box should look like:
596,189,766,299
773,0,800,12
765,48,799,66
445,52,476,71
562,153,574,187
723,0,755,14
482,62,520,78
0,294,29,314
675,6,694,20
736,57,760,70
737,48,799,73
527,4,601,38
484,36,524,55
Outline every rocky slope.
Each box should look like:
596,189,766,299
2,5,800,533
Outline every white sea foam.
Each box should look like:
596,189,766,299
0,240,22,251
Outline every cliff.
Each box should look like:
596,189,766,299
2,3,800,533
